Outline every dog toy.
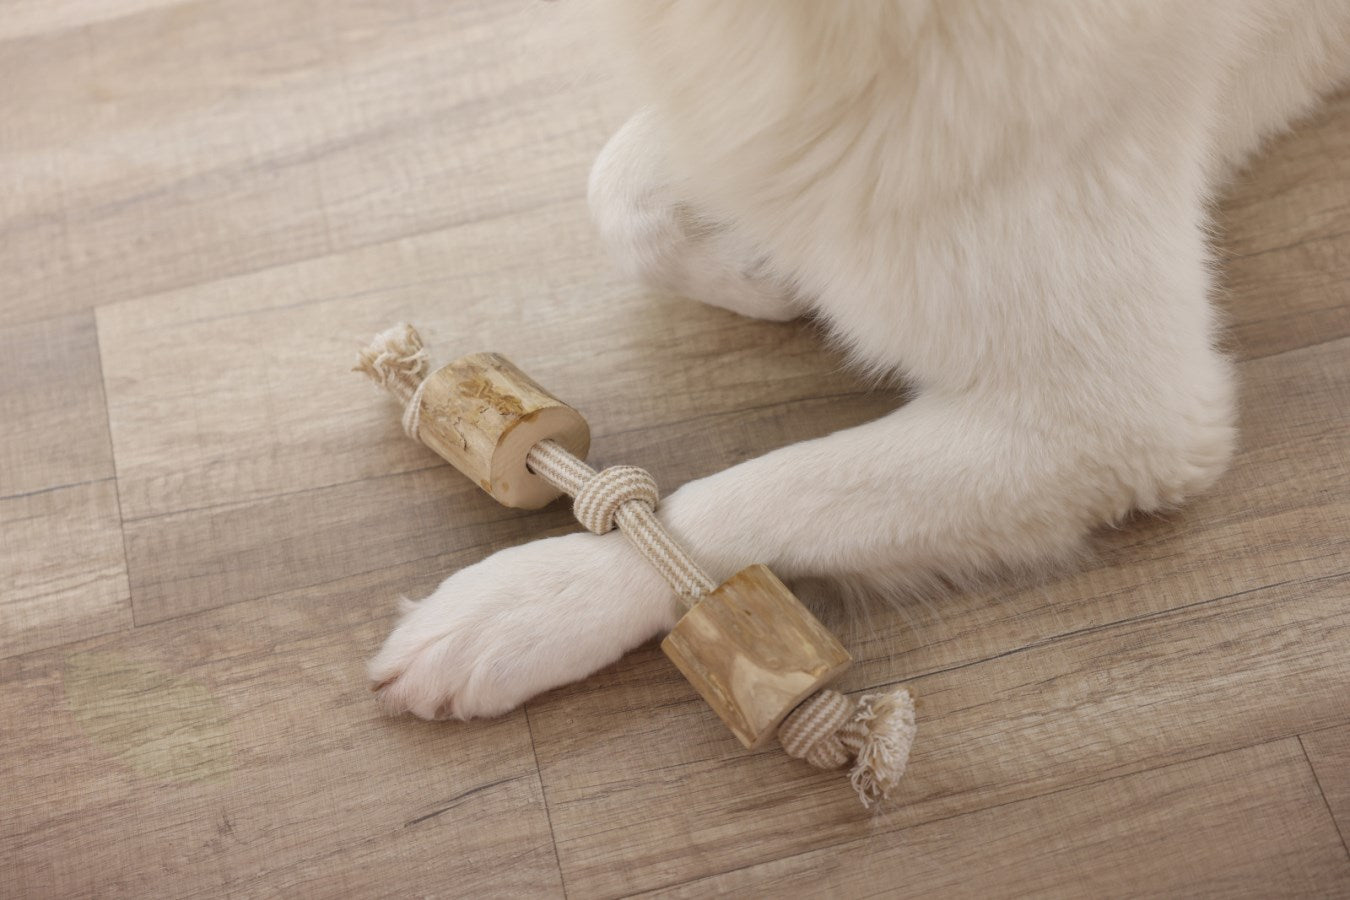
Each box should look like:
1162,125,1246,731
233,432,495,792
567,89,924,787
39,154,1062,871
356,324,916,806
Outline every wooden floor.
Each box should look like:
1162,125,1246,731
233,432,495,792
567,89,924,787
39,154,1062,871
2,1,1348,896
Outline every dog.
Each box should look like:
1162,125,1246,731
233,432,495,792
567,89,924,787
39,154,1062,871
370,0,1350,720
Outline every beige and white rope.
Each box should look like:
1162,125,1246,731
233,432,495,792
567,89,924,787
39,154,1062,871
779,687,917,807
525,441,716,603
356,323,915,807
355,326,716,604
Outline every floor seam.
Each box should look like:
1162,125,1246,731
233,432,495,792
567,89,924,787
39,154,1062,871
0,476,114,504
115,388,881,526
638,734,1305,895
1298,734,1350,860
90,311,138,629
524,703,570,900
874,569,1349,689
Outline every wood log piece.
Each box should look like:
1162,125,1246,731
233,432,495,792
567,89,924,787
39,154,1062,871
661,565,852,749
415,353,590,509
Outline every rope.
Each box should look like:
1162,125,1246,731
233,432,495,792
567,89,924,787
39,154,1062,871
526,441,716,604
355,323,915,807
353,323,427,406
779,688,917,807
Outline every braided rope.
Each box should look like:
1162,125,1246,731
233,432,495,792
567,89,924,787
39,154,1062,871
524,441,914,805
355,323,915,807
526,442,716,603
779,688,917,807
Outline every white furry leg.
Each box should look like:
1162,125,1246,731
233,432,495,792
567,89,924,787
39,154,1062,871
588,109,800,321
371,364,1233,723
369,530,677,720
658,372,1235,599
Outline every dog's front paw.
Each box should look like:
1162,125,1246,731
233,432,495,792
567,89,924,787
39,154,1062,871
369,531,677,720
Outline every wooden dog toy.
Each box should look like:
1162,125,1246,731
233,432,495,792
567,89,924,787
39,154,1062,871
356,324,916,806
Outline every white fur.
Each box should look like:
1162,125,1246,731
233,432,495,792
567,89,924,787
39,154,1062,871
371,0,1350,719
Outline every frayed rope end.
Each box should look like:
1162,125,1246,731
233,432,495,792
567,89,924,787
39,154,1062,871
354,323,429,405
779,685,917,810
847,687,916,809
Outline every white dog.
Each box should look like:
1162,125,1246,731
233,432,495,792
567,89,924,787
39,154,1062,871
371,1,1350,720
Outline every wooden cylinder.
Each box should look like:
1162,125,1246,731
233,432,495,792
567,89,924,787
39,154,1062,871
661,565,852,749
414,352,590,509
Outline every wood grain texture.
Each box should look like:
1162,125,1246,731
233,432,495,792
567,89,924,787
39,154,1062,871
646,740,1350,899
415,353,591,509
0,313,114,498
529,567,1350,896
0,312,130,657
1,0,1348,895
1220,91,1350,360
116,381,884,626
1302,724,1350,852
1,481,131,659
94,203,621,524
0,0,185,42
0,0,613,327
97,199,886,624
0,562,564,898
92,201,872,524
525,335,1350,895
663,565,851,749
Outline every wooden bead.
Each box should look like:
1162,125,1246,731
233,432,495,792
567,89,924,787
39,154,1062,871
661,565,852,749
414,353,590,509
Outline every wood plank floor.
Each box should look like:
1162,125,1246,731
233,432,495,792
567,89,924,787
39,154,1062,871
2,1,1347,896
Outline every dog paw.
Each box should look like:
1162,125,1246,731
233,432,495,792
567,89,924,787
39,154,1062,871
368,531,678,720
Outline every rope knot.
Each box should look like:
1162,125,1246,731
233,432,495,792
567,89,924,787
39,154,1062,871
778,687,918,808
573,466,660,535
779,690,855,769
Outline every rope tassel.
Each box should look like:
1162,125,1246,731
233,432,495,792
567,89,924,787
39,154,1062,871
356,324,916,808
780,687,917,807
